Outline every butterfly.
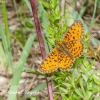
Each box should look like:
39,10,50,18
40,20,84,73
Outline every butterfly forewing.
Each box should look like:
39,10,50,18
62,20,83,42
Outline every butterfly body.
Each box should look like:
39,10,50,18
40,20,84,73
56,42,74,60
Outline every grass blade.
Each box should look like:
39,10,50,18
0,23,13,71
8,34,36,100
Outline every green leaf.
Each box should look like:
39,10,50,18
15,29,26,46
60,87,68,93
50,0,58,8
45,11,54,22
47,38,55,46
24,67,45,76
75,88,84,98
25,18,34,29
40,0,50,8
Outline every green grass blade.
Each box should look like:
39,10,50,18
24,0,32,12
0,42,7,67
22,82,47,99
1,0,13,72
79,0,89,17
0,23,14,71
8,34,36,100
89,0,97,31
2,0,11,47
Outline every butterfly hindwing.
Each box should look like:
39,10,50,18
40,48,58,73
63,41,83,58
58,50,73,70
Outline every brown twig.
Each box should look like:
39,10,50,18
30,0,53,100
27,75,36,91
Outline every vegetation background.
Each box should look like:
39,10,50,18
0,0,100,100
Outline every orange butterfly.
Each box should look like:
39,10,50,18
40,20,84,73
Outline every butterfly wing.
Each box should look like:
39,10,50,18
40,48,58,73
58,20,83,70
63,41,83,58
62,20,83,42
58,50,73,70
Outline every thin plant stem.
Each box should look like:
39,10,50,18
30,0,53,100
